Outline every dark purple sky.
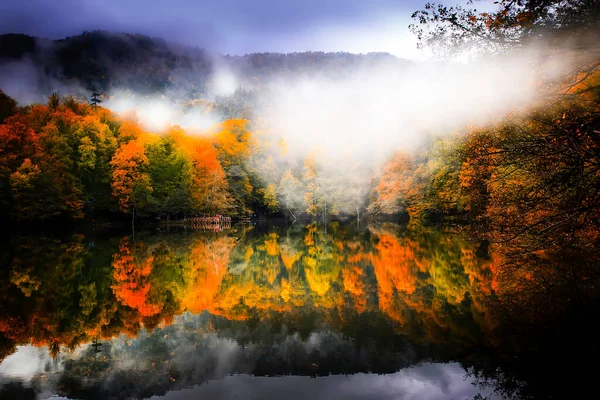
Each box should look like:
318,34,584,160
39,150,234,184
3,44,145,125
0,0,430,58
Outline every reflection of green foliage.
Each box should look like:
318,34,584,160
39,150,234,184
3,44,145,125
429,242,470,305
146,243,185,320
78,283,97,317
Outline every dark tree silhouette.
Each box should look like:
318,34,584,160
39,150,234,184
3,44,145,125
48,92,60,110
0,90,17,123
90,87,102,108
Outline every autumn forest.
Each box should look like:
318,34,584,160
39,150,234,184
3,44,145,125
1,45,599,268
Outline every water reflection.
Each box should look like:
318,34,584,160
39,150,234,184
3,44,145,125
0,221,598,399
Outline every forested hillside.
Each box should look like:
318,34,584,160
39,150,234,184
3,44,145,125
0,30,409,104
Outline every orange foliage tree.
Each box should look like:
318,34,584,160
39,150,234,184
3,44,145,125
110,140,153,222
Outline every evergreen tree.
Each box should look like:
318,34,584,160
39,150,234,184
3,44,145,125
90,88,102,108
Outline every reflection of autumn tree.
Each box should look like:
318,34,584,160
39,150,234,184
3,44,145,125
429,237,470,305
302,223,342,309
279,235,306,305
0,222,508,364
216,231,295,319
481,243,600,328
181,235,235,314
340,241,368,314
111,238,161,317
370,225,425,324
0,234,121,357
366,223,499,344
458,246,499,334
184,221,499,345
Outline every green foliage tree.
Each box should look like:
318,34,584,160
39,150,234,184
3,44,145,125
146,136,194,217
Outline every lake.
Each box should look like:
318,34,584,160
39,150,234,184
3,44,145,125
0,220,597,399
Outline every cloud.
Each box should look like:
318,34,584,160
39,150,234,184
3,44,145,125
255,48,541,178
103,91,221,132
0,58,85,105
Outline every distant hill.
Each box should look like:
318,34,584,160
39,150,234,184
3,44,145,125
0,30,412,104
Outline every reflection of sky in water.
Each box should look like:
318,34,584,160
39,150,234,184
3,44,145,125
0,346,50,380
154,365,501,400
0,318,502,399
0,324,502,399
0,345,498,400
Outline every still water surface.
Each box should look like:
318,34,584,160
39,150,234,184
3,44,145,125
0,220,596,399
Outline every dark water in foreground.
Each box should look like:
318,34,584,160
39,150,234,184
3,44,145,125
0,220,598,399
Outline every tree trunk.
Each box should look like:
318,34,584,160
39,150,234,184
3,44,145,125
288,207,297,221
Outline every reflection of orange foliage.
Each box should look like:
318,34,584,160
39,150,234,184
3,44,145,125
342,266,366,313
264,233,280,256
181,237,234,314
372,233,419,294
305,265,331,297
0,223,509,355
489,252,503,293
281,245,301,271
304,229,316,246
111,239,161,317
370,231,425,324
280,278,292,302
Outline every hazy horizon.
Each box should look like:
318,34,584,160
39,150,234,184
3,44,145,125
0,0,446,60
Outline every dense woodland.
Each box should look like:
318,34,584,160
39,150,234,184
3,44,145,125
0,30,407,106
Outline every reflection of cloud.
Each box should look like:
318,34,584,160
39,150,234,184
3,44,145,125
158,363,500,400
0,312,503,399
0,346,51,381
